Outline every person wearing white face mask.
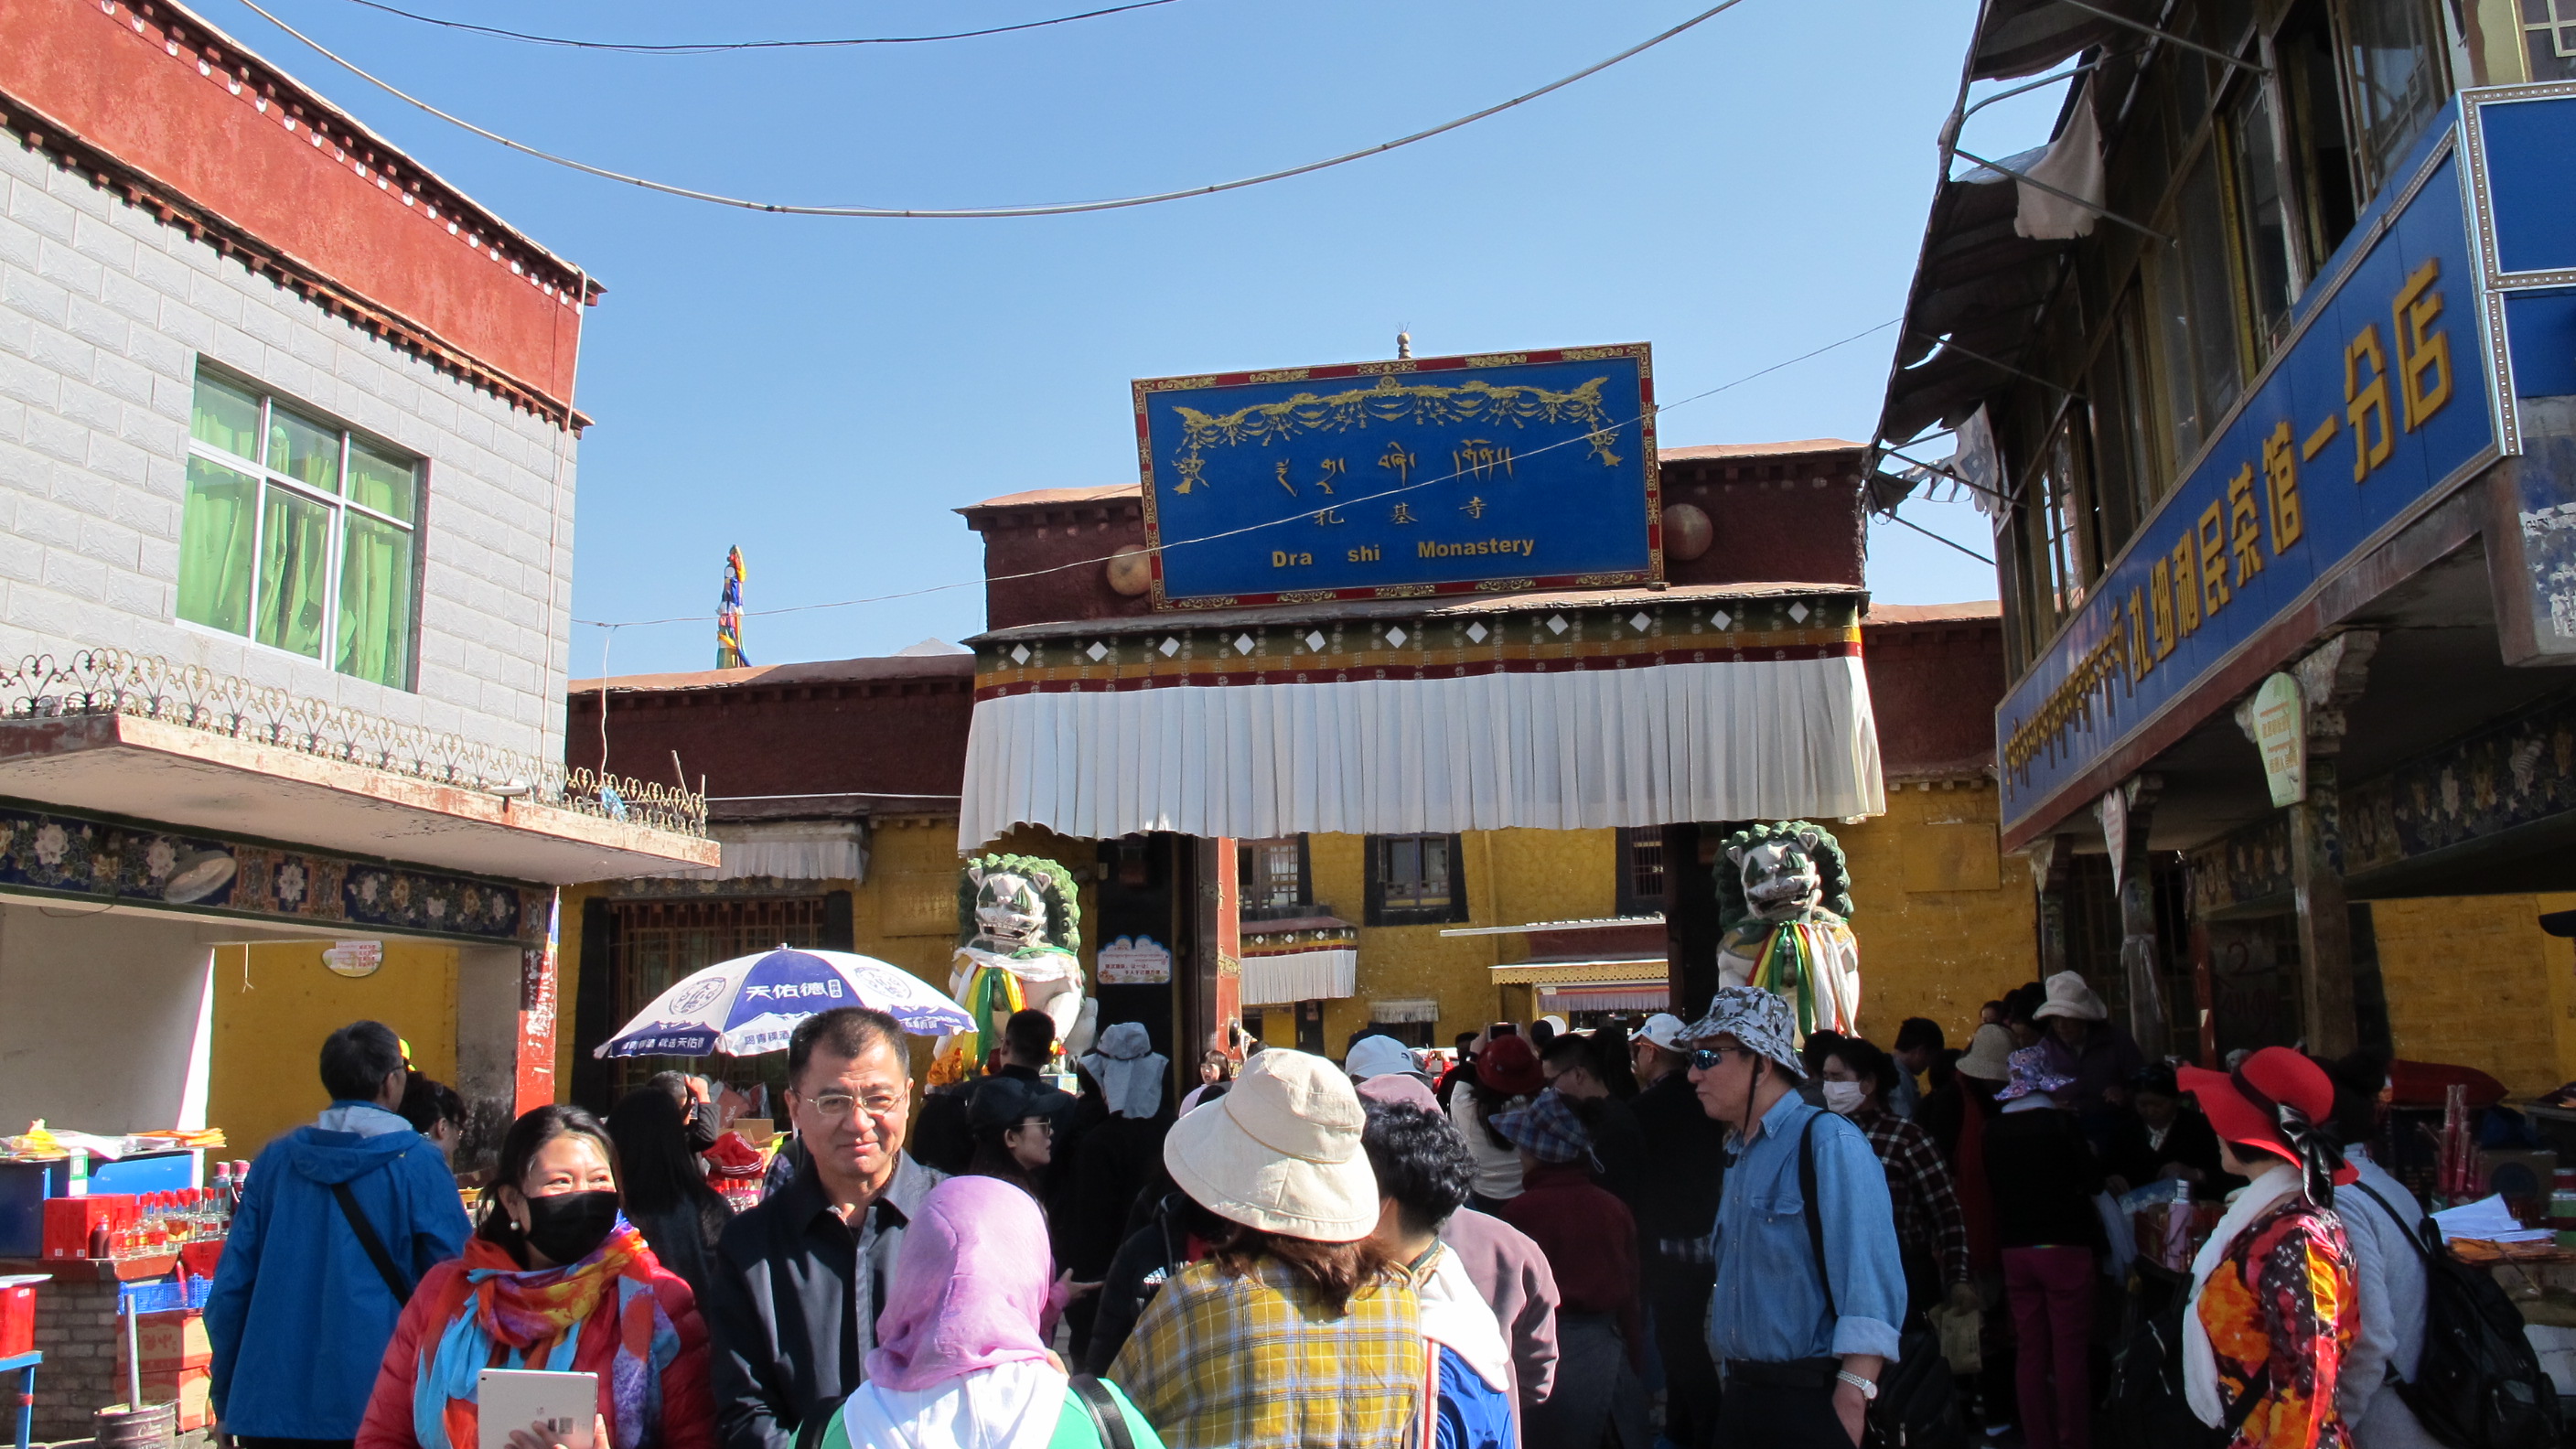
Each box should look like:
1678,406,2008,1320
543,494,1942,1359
1819,1038,1976,1331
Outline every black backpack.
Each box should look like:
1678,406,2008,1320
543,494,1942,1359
1797,1115,1966,1449
2353,1182,2563,1449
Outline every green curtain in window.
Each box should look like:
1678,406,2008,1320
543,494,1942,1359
177,456,257,635
255,489,331,659
337,512,415,687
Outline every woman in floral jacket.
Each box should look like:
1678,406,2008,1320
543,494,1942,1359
2178,1047,2361,1449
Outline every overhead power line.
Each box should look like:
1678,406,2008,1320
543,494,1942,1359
572,317,1901,631
231,0,1754,219
329,0,1184,54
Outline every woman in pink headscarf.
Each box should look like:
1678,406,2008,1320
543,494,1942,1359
815,1176,1163,1449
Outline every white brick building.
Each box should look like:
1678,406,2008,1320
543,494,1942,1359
0,129,578,756
0,0,711,1301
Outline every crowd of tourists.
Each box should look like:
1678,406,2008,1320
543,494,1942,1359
199,971,2470,1449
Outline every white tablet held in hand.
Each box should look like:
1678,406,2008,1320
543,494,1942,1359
478,1368,599,1449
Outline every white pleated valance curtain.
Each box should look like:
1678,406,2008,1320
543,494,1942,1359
960,655,1884,847
642,821,868,882
1239,948,1358,1006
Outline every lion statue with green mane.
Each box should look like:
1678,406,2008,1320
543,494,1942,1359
929,853,1094,1084
1714,821,1859,1041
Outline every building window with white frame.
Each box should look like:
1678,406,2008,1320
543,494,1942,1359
179,367,421,689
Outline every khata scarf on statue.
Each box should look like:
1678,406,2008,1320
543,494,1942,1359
411,1221,682,1449
1745,921,1854,1036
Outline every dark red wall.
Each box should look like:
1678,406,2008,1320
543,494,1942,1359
966,447,1871,632
1658,454,1867,590
2,0,586,407
565,659,974,810
965,494,1150,633
1862,613,2007,779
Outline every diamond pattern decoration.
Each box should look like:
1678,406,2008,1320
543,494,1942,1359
1304,630,1326,651
1010,644,1030,665
1158,637,1181,658
1547,615,1568,636
1384,626,1409,649
1465,622,1489,644
1086,641,1109,662
1712,610,1733,631
1235,634,1256,655
1628,612,1652,633
1788,602,1810,623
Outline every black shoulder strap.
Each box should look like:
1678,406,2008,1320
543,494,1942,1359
2349,1181,2434,1268
791,1392,852,1449
1068,1375,1137,1449
1798,1112,1836,1321
331,1177,413,1305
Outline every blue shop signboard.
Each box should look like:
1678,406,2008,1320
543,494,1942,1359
1133,345,1661,607
1997,109,2504,836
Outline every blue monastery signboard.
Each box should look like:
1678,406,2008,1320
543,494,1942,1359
1133,344,1661,607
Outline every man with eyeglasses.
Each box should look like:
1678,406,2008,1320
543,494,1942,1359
1688,987,1903,1449
704,1006,950,1449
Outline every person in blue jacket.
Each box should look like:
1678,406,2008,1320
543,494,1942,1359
207,1020,471,1449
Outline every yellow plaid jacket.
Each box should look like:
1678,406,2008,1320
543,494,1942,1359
1108,1252,1424,1449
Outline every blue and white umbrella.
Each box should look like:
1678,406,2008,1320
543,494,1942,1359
593,946,971,1059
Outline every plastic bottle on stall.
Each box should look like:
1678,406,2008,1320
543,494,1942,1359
211,1164,232,1222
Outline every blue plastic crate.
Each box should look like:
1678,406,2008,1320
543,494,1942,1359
117,1276,211,1315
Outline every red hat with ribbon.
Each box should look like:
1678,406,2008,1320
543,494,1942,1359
2179,1046,2356,1199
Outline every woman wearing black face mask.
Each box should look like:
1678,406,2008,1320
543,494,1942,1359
356,1104,717,1449
606,1087,733,1304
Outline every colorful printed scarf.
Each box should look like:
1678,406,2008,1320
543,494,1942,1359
411,1219,682,1449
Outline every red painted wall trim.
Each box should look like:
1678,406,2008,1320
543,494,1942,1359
0,0,590,413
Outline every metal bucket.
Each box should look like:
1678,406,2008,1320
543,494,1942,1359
94,1401,178,1449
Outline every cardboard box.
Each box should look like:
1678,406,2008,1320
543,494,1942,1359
115,1310,211,1377
130,1368,212,1432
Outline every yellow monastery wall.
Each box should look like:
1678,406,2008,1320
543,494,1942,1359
209,939,460,1153
2367,890,2576,1098
1301,828,1618,1055
1835,781,2034,1051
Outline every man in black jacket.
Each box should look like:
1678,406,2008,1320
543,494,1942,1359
1627,1012,1732,1449
703,1008,948,1449
908,1009,1059,1175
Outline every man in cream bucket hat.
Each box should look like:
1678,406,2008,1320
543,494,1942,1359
1111,1049,1428,1447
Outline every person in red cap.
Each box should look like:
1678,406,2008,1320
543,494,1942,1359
1451,1031,1542,1211
2177,1046,2361,1449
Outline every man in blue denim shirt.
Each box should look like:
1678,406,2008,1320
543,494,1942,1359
1687,987,1905,1448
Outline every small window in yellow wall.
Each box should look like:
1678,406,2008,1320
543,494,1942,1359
1615,827,1666,916
1368,833,1466,925
1903,821,2002,894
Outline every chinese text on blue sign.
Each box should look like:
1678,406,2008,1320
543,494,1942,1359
1133,345,1660,607
1998,126,2498,836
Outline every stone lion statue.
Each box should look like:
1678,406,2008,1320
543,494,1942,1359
930,853,1095,1083
1713,821,1859,1041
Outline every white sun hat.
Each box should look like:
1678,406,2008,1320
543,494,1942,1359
1164,1047,1379,1242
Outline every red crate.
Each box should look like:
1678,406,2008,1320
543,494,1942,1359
41,1195,129,1259
0,1276,37,1357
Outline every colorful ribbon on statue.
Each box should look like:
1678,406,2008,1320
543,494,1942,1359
1746,921,1854,1038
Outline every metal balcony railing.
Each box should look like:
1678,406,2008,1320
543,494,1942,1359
0,649,708,838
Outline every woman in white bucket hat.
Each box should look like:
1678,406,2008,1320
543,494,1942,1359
1108,1048,1424,1448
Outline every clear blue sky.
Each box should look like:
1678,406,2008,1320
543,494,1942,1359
202,0,2064,675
